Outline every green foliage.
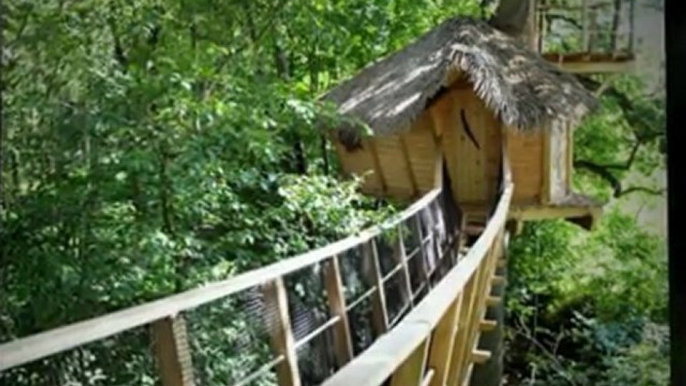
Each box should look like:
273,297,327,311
0,1,668,385
1,0,483,384
506,29,667,383
505,208,667,385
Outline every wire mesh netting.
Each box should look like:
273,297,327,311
0,186,472,386
0,326,159,386
338,245,376,354
185,287,277,386
537,0,636,54
283,263,336,386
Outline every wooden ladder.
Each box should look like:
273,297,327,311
458,213,488,257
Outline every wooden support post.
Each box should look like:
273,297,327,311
537,0,546,53
262,278,301,386
433,149,443,190
366,139,387,194
152,315,195,386
427,294,462,386
323,255,354,367
541,128,551,205
390,338,431,386
420,369,436,386
364,239,389,336
411,215,431,288
399,135,419,197
588,8,598,53
396,228,416,309
582,0,590,52
566,124,574,193
526,0,537,50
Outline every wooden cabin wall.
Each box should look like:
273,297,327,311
429,87,502,209
506,127,544,205
332,140,385,196
548,121,569,202
332,110,439,200
403,111,441,194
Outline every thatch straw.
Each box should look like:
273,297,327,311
320,17,597,148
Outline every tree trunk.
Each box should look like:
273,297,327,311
489,0,533,41
274,39,307,174
0,120,4,212
610,0,622,51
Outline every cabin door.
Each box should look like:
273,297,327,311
444,89,502,211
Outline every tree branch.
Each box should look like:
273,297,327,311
509,321,579,386
617,186,666,198
576,76,666,141
574,159,666,198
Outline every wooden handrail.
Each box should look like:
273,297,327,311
1,151,511,386
320,182,513,386
0,188,440,372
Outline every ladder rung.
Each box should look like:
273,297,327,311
491,275,507,286
471,349,492,364
486,296,502,307
465,225,484,235
479,319,497,332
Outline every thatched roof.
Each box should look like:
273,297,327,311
321,17,597,146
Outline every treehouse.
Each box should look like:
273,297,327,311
321,17,603,231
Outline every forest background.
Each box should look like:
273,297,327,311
1,0,667,385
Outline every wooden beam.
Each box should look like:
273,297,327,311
365,138,387,193
399,134,420,197
152,316,195,386
433,146,443,190
364,239,390,336
323,255,354,367
547,59,635,74
582,0,590,51
412,215,431,286
396,230,416,309
261,278,301,386
420,368,435,386
538,1,614,11
541,127,551,205
566,124,573,193
509,204,602,222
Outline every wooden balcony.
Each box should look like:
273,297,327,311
535,0,636,74
542,51,635,74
